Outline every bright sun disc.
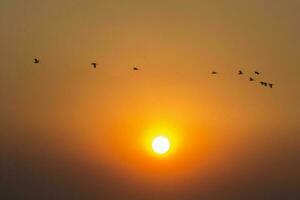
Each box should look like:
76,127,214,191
152,136,170,154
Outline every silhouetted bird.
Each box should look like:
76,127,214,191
34,58,39,64
254,71,260,75
212,71,217,74
249,77,254,81
91,63,97,68
238,70,243,75
260,81,267,87
268,83,273,88
133,67,139,71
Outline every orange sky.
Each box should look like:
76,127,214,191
1,1,300,199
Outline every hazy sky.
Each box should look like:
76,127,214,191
1,1,300,199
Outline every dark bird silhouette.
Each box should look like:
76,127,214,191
254,71,260,75
91,63,97,68
212,71,217,74
249,77,254,81
238,70,243,75
260,81,268,87
133,67,139,71
34,58,39,63
268,83,273,88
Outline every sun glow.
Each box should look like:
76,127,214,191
152,136,170,154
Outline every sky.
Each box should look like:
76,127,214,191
1,0,300,199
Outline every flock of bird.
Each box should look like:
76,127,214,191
33,58,273,88
211,70,274,88
34,57,140,71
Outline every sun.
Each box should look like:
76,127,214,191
152,136,170,154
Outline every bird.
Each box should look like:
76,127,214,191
249,77,254,81
260,81,268,87
238,70,243,75
211,71,217,74
254,71,260,75
91,63,97,68
34,58,39,64
133,67,140,71
268,83,273,88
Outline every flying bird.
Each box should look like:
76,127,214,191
133,67,140,71
254,71,260,75
238,70,243,75
211,71,217,74
268,83,273,88
260,81,268,87
34,58,39,63
249,77,254,81
91,63,97,68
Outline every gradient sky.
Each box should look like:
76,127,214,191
1,1,300,199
